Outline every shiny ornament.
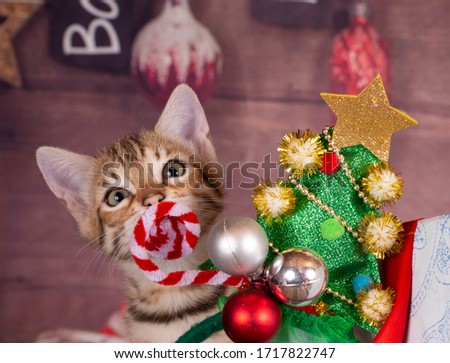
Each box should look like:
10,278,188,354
278,130,326,178
362,163,403,207
268,248,328,307
252,181,296,224
359,211,404,259
330,2,390,95
357,284,395,328
207,216,268,277
321,75,418,163
222,288,282,343
131,0,222,107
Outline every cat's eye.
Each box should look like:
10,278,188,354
162,161,186,179
105,188,130,207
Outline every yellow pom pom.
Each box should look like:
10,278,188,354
278,130,326,178
253,182,296,224
359,212,404,259
362,163,403,208
357,284,396,328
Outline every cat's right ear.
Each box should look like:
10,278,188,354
155,84,217,160
36,147,94,225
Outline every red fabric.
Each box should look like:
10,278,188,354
101,304,127,338
373,219,421,342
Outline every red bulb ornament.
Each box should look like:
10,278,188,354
330,2,390,96
222,288,282,343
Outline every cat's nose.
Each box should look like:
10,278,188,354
143,193,165,207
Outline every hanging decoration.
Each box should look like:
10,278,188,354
330,1,390,96
0,1,42,87
131,0,222,108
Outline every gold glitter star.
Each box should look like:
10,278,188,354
0,1,42,87
320,75,418,163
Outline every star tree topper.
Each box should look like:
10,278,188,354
320,75,418,163
0,1,42,87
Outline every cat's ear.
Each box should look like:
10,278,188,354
155,84,217,160
36,147,94,225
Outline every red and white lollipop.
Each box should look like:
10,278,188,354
131,201,244,287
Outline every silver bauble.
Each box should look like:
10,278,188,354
207,216,268,277
268,248,328,307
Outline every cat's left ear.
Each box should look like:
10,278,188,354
36,147,94,227
155,84,217,160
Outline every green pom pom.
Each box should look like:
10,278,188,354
320,218,345,241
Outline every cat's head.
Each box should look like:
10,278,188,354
36,85,223,264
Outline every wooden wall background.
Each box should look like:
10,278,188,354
1,0,449,342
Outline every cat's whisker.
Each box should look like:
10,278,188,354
72,232,110,261
83,248,106,275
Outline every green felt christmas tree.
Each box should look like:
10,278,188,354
252,75,417,341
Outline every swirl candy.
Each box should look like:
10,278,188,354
131,201,244,287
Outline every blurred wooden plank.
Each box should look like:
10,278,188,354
0,288,123,342
373,0,450,111
10,0,450,112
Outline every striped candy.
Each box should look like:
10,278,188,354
131,201,245,287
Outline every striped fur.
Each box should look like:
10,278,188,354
36,85,231,342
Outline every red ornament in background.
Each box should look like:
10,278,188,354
131,0,222,108
222,287,282,343
330,2,390,96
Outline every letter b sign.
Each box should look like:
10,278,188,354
49,0,132,72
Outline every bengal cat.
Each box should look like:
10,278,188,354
36,85,230,342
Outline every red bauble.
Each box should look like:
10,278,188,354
330,2,390,96
131,0,222,108
222,288,282,343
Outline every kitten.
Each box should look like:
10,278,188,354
36,85,230,342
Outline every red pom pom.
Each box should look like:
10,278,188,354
222,288,282,343
320,152,340,174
